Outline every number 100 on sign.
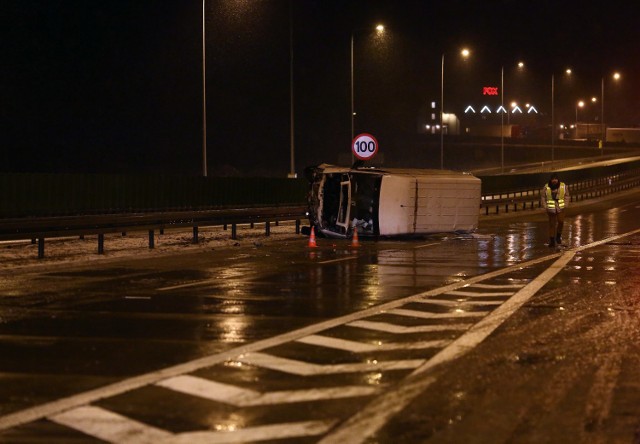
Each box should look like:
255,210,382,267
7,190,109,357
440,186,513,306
352,133,379,160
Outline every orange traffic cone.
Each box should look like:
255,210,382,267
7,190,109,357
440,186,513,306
350,227,360,247
308,226,317,248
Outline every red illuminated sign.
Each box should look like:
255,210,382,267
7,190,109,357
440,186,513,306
483,87,499,96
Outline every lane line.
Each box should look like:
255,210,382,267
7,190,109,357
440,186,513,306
49,405,173,443
157,255,358,290
387,308,487,319
412,242,440,249
296,334,450,352
470,283,526,289
236,352,425,375
346,320,473,334
164,419,338,444
444,290,515,297
416,298,504,306
156,375,378,406
318,256,358,265
5,229,639,432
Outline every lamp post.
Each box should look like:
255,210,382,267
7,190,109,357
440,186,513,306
500,61,524,173
601,72,621,150
288,0,295,177
201,0,207,176
500,66,504,173
440,48,470,170
551,68,573,162
351,24,385,142
576,100,584,138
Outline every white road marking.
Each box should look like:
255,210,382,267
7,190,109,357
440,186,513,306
445,290,515,297
347,320,473,333
388,308,487,319
52,405,337,444
157,278,221,291
49,405,172,444
412,242,439,249
415,298,504,306
163,419,338,444
156,375,378,406
470,283,526,289
318,256,358,264
296,334,450,352
237,352,424,375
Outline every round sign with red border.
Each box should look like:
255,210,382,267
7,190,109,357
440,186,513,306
352,133,379,160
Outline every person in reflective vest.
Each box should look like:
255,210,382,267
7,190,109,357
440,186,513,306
541,173,569,247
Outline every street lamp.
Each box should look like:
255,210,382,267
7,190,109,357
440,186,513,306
576,100,584,138
499,61,524,173
288,0,295,177
551,68,573,162
500,65,504,173
351,24,385,141
601,71,621,149
440,48,470,169
202,0,207,176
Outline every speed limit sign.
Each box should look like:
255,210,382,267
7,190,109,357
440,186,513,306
352,133,378,160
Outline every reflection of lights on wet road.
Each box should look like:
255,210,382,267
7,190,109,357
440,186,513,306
365,373,383,385
214,317,249,343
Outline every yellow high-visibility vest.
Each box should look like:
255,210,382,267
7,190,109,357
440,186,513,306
545,183,566,210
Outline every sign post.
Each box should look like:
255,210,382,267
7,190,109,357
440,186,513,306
352,133,379,161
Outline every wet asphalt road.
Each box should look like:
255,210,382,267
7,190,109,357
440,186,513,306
1,189,640,443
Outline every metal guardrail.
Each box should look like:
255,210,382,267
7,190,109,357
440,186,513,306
480,171,640,215
0,206,307,259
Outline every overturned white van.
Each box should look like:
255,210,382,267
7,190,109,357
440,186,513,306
305,164,481,238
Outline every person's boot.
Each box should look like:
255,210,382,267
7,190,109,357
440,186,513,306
549,237,556,247
556,234,562,245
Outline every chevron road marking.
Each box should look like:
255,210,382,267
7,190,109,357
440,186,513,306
387,308,487,319
50,405,337,444
445,290,515,297
156,375,378,406
416,298,504,306
347,320,473,333
296,334,451,352
49,406,172,444
164,419,338,444
236,352,424,375
470,283,527,289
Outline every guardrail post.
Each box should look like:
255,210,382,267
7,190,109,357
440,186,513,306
192,226,199,244
231,224,237,240
265,221,271,236
98,234,104,254
149,230,155,249
38,238,44,259
296,219,300,234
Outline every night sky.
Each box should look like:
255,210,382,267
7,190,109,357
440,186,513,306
2,0,639,176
